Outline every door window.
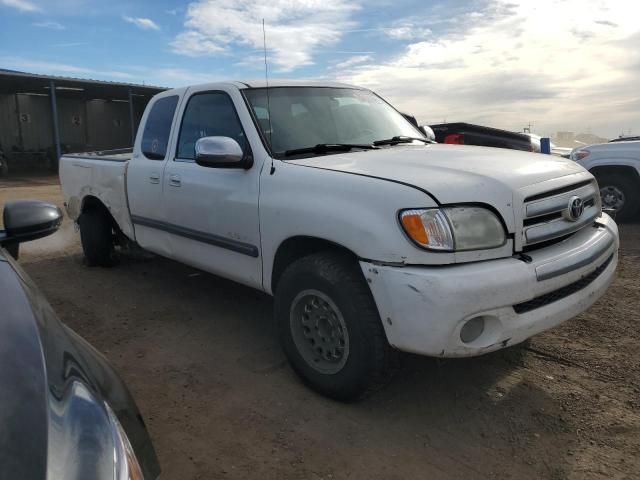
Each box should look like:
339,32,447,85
176,92,248,160
140,95,179,160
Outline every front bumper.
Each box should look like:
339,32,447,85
361,214,618,357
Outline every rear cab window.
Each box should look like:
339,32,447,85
140,95,179,160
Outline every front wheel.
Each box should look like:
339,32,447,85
596,173,639,222
275,252,397,401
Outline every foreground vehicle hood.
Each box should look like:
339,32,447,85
0,258,48,478
0,251,160,480
291,144,586,232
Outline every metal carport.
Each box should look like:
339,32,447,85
0,69,165,175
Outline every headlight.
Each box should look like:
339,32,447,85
400,206,506,251
47,380,148,480
105,404,145,480
571,149,590,161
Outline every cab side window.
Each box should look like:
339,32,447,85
177,92,248,160
140,95,179,160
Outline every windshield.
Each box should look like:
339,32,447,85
243,87,424,156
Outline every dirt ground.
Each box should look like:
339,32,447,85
2,178,639,480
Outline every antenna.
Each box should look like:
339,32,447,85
262,19,275,175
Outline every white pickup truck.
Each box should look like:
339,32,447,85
60,81,619,400
571,140,640,221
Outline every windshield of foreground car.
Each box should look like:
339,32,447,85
243,87,425,157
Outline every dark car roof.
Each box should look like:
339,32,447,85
428,122,533,152
429,122,531,142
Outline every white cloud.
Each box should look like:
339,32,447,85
385,23,431,40
151,67,219,86
338,0,640,138
171,31,225,55
1,0,40,12
232,54,268,69
123,15,160,31
52,42,87,47
171,0,360,71
107,64,221,87
33,20,65,30
1,57,92,74
333,55,373,70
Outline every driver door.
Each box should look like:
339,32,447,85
162,88,262,289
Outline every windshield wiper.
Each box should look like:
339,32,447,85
373,136,433,146
284,143,378,157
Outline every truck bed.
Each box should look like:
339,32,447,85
59,149,135,240
63,148,133,163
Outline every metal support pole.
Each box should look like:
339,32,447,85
49,80,62,165
128,88,136,145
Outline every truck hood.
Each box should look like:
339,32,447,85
291,144,586,232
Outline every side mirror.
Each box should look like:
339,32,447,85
195,136,251,169
419,125,436,142
0,200,63,259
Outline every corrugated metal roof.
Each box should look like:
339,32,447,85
0,69,166,97
0,69,166,89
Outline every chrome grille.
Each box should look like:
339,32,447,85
522,180,600,247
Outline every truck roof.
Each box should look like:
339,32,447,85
166,80,362,93
238,80,359,89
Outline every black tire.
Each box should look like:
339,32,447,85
275,251,397,401
595,173,639,222
0,159,8,177
79,208,116,267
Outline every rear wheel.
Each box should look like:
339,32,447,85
79,208,116,267
595,173,639,222
275,251,397,401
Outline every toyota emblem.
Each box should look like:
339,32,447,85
567,196,584,221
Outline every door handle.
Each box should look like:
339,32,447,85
169,174,181,187
149,172,160,184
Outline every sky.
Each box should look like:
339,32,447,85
1,0,639,138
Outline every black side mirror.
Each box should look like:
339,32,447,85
0,200,63,259
194,136,252,169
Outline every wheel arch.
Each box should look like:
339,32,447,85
270,236,359,294
590,164,640,181
81,194,109,213
590,165,640,221
79,195,119,232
